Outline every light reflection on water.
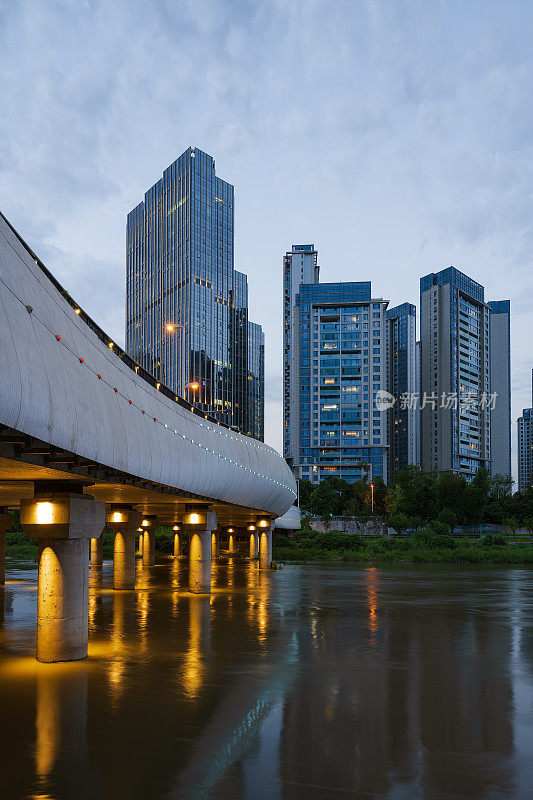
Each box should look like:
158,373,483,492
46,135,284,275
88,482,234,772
1,561,533,799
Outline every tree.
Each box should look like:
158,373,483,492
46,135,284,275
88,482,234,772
437,507,457,533
298,479,314,512
310,480,341,522
387,512,410,534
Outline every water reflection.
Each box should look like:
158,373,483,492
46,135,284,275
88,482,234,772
35,664,88,798
0,564,532,799
182,596,211,701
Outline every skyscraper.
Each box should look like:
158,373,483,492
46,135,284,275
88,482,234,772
420,266,510,480
517,370,533,492
488,300,511,478
283,245,320,465
287,281,389,484
126,146,264,438
246,321,265,441
518,407,533,492
385,303,418,481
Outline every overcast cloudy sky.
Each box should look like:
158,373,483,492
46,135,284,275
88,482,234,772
1,0,532,474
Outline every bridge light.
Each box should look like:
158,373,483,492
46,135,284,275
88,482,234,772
79,357,84,363
36,502,54,525
55,334,61,341
75,308,81,315
108,342,114,349
98,374,102,379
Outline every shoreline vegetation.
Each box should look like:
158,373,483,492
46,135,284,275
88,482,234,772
272,529,533,565
6,527,533,566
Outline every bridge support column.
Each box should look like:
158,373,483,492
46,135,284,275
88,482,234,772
113,531,136,590
185,510,217,594
173,530,181,558
107,507,141,591
228,532,235,554
211,532,219,560
90,535,103,566
259,527,273,570
141,516,156,566
21,485,105,662
249,531,259,559
0,508,11,585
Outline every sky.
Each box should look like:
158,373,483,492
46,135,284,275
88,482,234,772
1,0,533,477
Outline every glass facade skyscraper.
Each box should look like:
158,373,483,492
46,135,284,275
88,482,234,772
246,321,265,441
518,407,533,492
289,281,389,484
126,146,264,439
283,244,320,464
386,303,418,481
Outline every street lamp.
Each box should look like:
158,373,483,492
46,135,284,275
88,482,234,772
370,483,374,513
165,322,186,396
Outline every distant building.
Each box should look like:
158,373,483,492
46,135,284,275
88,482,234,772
420,267,492,479
518,371,533,492
287,280,389,484
283,245,320,465
246,321,265,441
126,146,264,438
488,300,511,478
385,303,418,481
518,408,533,492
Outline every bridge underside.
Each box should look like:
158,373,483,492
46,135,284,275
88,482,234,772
0,426,266,528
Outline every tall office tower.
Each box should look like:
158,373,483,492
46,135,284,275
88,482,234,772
246,321,265,441
420,267,492,480
385,303,418,481
283,245,320,465
126,146,264,438
290,282,389,484
488,300,511,478
231,270,249,435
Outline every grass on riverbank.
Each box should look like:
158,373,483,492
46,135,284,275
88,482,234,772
272,529,533,564
5,529,178,562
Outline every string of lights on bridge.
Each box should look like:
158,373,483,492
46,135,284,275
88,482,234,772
55,327,296,497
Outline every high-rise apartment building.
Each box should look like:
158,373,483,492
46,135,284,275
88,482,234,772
420,266,510,480
126,146,264,439
288,281,389,484
488,300,511,478
385,303,418,481
518,370,533,492
283,245,320,465
518,408,533,492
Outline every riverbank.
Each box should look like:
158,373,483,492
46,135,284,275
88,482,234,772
272,530,533,564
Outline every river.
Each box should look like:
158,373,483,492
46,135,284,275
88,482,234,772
1,560,532,799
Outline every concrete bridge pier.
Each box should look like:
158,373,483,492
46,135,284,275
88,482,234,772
211,531,219,560
227,528,235,554
173,525,181,558
90,535,103,567
20,484,105,662
258,521,273,570
185,510,217,594
141,516,157,566
107,507,142,590
248,526,258,559
0,507,11,585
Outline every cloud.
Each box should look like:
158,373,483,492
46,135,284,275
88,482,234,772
1,0,532,470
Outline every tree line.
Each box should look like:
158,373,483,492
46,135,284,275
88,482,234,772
299,466,533,533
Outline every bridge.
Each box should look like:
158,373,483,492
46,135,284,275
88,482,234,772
0,211,299,663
